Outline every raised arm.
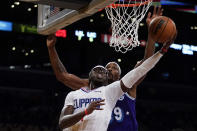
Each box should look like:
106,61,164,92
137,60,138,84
144,5,163,58
121,31,177,92
46,34,88,90
127,6,164,98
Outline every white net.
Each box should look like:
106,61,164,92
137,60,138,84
105,0,152,53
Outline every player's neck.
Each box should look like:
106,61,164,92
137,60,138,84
89,82,103,90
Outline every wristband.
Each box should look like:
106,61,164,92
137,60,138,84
160,47,168,54
85,108,88,115
81,109,88,121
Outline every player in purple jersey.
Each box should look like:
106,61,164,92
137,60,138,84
107,93,138,131
106,6,164,130
107,6,164,131
46,6,175,131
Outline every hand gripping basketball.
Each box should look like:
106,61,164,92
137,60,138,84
160,30,177,54
149,16,177,43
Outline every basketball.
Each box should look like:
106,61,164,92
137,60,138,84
149,16,177,43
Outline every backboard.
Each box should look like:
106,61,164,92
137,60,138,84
20,0,117,35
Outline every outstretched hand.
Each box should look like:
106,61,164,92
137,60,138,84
47,34,57,48
146,5,164,27
160,30,178,54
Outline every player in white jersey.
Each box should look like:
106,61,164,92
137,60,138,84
61,76,123,131
58,41,176,130
46,6,176,131
58,35,177,131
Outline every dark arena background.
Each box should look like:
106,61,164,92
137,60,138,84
0,0,197,131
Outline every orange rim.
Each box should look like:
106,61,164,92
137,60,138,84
106,0,151,8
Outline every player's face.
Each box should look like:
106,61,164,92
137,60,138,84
89,66,108,86
105,62,120,83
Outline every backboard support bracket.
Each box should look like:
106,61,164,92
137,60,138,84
20,0,92,10
20,0,117,35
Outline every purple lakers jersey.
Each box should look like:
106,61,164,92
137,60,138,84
107,93,138,131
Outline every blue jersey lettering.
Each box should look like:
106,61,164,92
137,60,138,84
74,98,102,109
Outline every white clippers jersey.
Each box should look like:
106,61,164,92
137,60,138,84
63,81,123,131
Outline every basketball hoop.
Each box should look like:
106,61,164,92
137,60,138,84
105,0,152,53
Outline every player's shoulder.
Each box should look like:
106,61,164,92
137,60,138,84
106,80,121,88
124,93,136,101
68,88,84,95
66,88,86,99
116,94,136,105
65,91,75,97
